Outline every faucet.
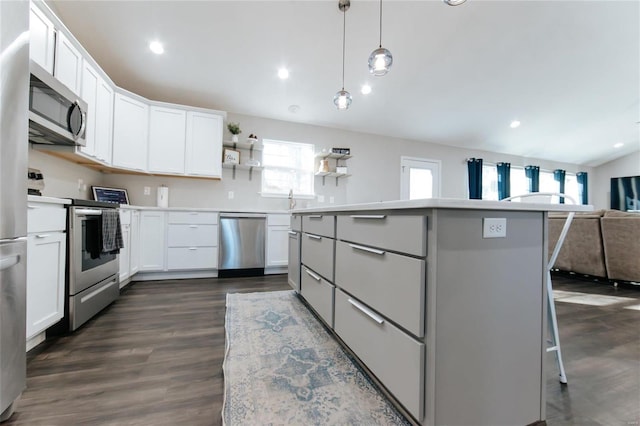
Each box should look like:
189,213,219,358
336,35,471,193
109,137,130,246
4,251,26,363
288,189,296,210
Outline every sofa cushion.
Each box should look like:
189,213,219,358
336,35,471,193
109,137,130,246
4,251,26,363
604,209,640,218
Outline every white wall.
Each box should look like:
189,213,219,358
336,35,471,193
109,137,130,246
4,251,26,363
28,146,103,199
592,151,640,209
33,111,595,209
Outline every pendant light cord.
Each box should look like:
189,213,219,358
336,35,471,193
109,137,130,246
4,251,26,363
379,0,383,48
341,7,346,90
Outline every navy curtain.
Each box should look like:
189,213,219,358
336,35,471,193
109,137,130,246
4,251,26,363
525,166,540,192
467,158,483,199
577,172,588,205
554,169,566,203
496,162,511,200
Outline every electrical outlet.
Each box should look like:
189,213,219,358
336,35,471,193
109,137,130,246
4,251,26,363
329,196,335,204
318,195,325,203
483,218,507,238
228,191,234,199
144,186,151,195
77,178,84,190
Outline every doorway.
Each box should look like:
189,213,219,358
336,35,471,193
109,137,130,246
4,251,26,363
400,157,441,200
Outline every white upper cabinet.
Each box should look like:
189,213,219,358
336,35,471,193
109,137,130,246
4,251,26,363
112,92,149,171
54,32,82,95
148,106,186,174
185,111,223,178
29,4,56,73
95,79,114,163
80,62,99,157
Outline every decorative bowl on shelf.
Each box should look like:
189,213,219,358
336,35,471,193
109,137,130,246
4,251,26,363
247,137,258,144
245,159,261,167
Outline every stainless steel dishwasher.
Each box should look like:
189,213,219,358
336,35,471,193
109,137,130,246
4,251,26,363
218,213,266,277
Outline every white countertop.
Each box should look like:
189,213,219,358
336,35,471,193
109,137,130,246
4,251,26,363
292,198,594,213
27,195,71,205
119,205,290,214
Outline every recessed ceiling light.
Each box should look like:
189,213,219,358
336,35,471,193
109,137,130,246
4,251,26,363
278,68,289,80
510,120,521,129
614,143,624,148
361,84,372,95
149,41,164,55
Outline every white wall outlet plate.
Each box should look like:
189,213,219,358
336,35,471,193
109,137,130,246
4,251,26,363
329,196,335,204
228,191,234,199
483,218,507,238
318,195,325,203
144,186,151,195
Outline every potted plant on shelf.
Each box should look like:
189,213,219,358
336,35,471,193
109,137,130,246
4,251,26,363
227,122,241,142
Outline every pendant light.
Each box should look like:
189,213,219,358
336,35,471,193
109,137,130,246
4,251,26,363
334,0,352,110
443,0,467,5
368,0,392,76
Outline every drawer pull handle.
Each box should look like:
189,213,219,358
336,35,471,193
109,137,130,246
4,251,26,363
288,231,297,236
348,298,385,325
189,247,198,250
307,234,322,240
349,243,385,256
349,215,386,219
308,215,322,219
35,234,51,239
27,205,40,209
305,269,321,281
189,225,199,228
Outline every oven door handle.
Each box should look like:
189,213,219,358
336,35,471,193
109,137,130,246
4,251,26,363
75,209,103,216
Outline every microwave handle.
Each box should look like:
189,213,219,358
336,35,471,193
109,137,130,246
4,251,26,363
74,100,86,139
75,209,102,216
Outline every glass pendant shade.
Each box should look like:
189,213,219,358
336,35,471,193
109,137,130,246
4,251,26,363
333,89,352,110
443,0,467,5
368,47,393,76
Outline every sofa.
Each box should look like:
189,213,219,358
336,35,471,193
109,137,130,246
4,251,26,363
548,209,640,284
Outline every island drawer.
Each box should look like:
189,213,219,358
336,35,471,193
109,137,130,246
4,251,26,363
335,240,425,337
167,247,218,270
167,211,218,225
336,214,426,257
302,214,335,238
301,232,334,282
301,267,335,327
167,224,218,247
334,289,424,420
291,215,302,232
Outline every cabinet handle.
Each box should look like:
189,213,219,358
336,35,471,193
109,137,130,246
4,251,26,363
308,215,322,219
349,215,386,219
348,298,385,325
35,234,51,239
189,225,199,228
348,243,385,256
304,269,321,281
27,205,40,209
307,234,322,240
188,247,198,250
288,231,297,236
0,255,20,271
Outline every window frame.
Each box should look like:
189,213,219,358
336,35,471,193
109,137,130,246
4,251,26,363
259,138,316,199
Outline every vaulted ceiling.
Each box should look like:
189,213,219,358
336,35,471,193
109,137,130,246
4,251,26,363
49,0,639,167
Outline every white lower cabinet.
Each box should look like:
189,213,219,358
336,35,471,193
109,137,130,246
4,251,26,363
130,210,140,275
166,212,218,271
26,200,67,341
26,233,65,339
266,214,290,268
139,211,166,271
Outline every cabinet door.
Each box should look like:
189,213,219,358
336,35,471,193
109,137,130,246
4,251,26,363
185,111,222,177
26,233,65,339
80,61,99,158
118,223,131,285
267,225,289,267
148,106,186,174
54,32,82,94
95,78,114,163
112,93,149,171
29,4,56,74
130,211,140,276
139,211,166,271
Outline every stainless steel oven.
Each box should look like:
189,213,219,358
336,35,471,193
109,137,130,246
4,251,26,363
65,201,119,331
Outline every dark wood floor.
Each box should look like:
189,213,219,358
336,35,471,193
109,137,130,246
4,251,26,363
5,274,639,425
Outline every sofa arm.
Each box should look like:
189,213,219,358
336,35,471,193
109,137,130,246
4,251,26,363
601,217,640,283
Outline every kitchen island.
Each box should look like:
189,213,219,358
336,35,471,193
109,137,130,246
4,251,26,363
290,198,592,426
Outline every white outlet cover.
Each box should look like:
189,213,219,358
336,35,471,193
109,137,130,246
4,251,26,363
144,186,151,195
329,196,335,203
483,218,507,238
318,195,325,203
228,191,234,199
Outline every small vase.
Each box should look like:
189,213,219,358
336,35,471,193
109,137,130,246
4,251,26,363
231,134,239,143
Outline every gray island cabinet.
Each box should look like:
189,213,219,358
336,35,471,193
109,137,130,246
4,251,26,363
289,198,591,426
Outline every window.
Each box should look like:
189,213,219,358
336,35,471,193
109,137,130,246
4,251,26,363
482,165,581,203
261,139,315,197
401,157,441,200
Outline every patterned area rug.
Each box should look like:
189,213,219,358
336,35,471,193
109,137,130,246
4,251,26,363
223,290,409,425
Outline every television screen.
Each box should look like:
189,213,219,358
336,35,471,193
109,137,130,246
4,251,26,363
610,176,640,211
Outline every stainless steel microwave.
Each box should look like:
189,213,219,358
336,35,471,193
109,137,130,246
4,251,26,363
28,60,87,146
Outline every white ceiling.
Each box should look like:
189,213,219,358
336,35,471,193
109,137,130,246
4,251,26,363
49,0,639,167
